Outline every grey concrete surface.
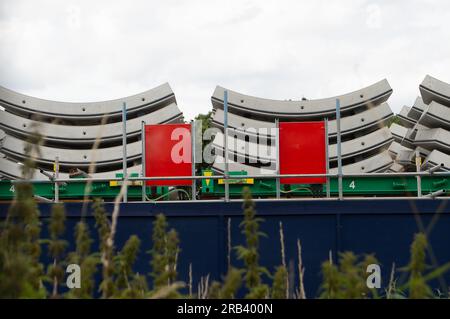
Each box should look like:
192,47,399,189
388,141,412,159
422,149,450,171
212,102,393,140
0,156,143,180
407,100,450,130
0,83,176,124
413,127,450,153
420,75,450,106
212,127,392,165
0,103,182,146
407,97,427,120
212,150,393,175
211,80,392,119
398,106,417,128
1,133,143,171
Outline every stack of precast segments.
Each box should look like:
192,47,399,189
209,80,396,176
389,75,450,172
0,84,184,180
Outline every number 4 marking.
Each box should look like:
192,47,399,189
349,180,355,189
9,185,15,193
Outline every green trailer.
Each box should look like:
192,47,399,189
200,170,449,198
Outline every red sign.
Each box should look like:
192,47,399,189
145,123,192,186
279,122,326,184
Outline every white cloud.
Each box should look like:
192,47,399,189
0,0,450,120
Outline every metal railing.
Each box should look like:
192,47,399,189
9,167,449,203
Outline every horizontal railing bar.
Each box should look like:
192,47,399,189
8,170,450,184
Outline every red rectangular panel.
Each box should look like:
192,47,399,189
279,122,326,184
145,123,192,186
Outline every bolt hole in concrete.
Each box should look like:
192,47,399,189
83,155,87,160
22,100,26,104
82,131,86,135
82,107,86,111
142,98,145,102
361,142,365,146
300,105,304,109
361,118,365,122
361,166,365,170
23,124,26,128
240,99,244,103
360,94,364,98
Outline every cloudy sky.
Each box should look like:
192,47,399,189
0,0,449,120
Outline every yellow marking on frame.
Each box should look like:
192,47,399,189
110,181,143,187
218,178,254,185
204,171,213,186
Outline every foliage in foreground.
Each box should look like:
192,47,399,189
0,183,449,298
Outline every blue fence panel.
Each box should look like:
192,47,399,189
1,199,449,297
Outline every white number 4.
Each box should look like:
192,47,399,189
349,180,355,189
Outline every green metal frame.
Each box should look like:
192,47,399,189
1,170,448,201
0,173,169,201
200,170,449,197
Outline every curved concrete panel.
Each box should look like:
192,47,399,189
407,97,427,121
212,102,393,140
212,150,393,175
395,147,430,166
420,75,450,106
212,127,393,165
388,141,412,158
398,106,416,128
422,150,450,171
414,128,450,153
390,123,416,149
391,122,449,160
407,100,450,130
0,83,176,124
0,134,143,171
388,163,405,172
211,80,392,120
0,156,143,180
0,129,4,145
328,151,393,174
0,103,183,147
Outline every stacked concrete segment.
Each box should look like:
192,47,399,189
0,84,183,179
0,103,182,147
420,75,450,106
210,80,395,175
0,155,143,181
212,150,394,175
212,127,393,165
0,83,176,123
211,80,392,119
388,75,450,172
212,102,393,140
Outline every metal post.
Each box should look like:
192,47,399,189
324,118,330,198
336,99,343,200
54,156,59,203
224,90,230,202
275,118,281,199
191,120,197,201
415,149,422,197
122,102,128,203
141,121,146,202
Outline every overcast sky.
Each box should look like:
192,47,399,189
0,0,449,120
